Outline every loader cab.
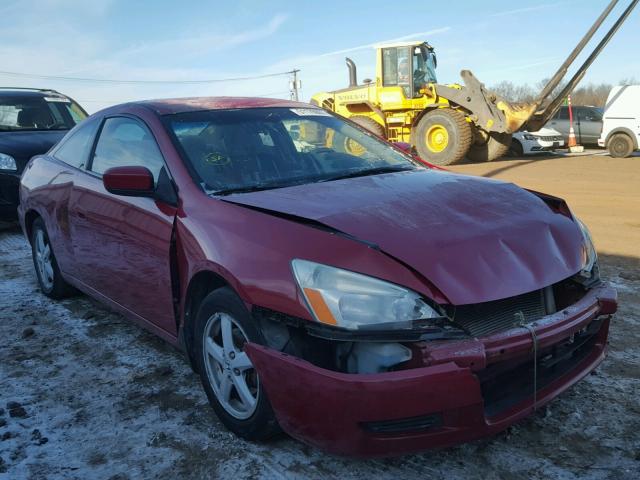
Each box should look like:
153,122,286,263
379,42,437,99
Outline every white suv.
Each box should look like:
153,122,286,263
598,85,640,158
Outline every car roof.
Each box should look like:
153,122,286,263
131,97,315,115
0,88,63,98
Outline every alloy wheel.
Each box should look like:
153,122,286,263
202,312,259,419
35,229,54,290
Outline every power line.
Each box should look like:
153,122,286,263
76,91,292,104
0,69,296,85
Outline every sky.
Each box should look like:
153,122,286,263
0,0,637,113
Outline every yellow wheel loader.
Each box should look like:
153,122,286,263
311,0,637,166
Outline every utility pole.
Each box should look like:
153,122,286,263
289,69,301,101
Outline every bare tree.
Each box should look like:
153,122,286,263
489,80,635,107
490,81,535,103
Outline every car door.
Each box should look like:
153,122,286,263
68,115,178,335
547,106,570,141
45,117,102,278
576,106,603,144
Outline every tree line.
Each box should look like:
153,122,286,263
490,78,638,107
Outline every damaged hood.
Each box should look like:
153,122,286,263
225,169,584,305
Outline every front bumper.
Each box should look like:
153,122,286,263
0,171,20,219
524,139,564,153
245,284,616,457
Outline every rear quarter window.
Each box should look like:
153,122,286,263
54,118,101,169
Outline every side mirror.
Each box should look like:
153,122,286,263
103,166,154,197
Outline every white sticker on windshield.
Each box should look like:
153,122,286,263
290,108,331,117
44,97,71,103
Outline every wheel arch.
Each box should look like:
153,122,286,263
605,127,638,149
23,209,42,244
510,137,524,156
182,269,233,372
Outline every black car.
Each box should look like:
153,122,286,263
0,88,87,219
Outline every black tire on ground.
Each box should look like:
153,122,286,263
509,139,524,157
194,287,281,441
413,109,472,166
467,129,512,162
349,116,386,137
30,217,75,299
608,133,634,158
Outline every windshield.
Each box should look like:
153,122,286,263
167,107,420,195
0,95,87,132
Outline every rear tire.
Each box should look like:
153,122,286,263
349,116,386,137
413,109,472,166
30,217,75,299
194,287,280,441
608,133,634,158
467,129,512,162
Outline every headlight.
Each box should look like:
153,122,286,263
524,134,537,141
576,218,597,277
291,259,440,330
0,153,17,171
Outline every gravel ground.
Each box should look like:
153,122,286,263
1,209,639,478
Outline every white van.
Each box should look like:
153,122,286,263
598,85,640,157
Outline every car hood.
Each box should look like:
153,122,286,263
225,169,584,305
518,127,562,137
0,130,67,167
534,127,562,136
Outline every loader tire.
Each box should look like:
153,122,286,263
467,129,512,162
350,116,386,137
413,109,472,166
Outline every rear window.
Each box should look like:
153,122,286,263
0,95,87,132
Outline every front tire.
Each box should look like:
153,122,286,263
31,217,74,299
413,109,472,166
467,129,512,162
194,287,280,441
608,133,634,158
349,116,385,137
509,139,524,157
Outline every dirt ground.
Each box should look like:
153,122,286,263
1,153,639,479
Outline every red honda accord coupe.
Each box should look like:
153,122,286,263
18,97,616,457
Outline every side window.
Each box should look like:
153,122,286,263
382,47,410,89
382,48,399,86
54,118,100,169
580,107,602,122
91,117,165,184
556,107,569,120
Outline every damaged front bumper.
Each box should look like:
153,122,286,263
245,283,616,457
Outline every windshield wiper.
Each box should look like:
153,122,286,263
208,181,295,196
318,165,413,183
46,122,70,130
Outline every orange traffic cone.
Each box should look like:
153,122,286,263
568,125,577,148
567,95,584,153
